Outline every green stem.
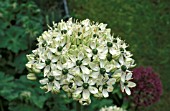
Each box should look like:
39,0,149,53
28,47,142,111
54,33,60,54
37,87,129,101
76,101,81,111
0,99,4,111
135,105,138,111
113,94,120,105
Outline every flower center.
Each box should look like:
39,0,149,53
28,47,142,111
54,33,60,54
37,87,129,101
48,76,55,82
120,48,124,52
42,41,47,47
113,39,117,43
107,42,113,47
62,68,68,75
68,82,73,88
76,60,82,66
93,34,98,38
124,82,128,86
92,49,98,55
121,65,127,71
107,53,112,61
35,54,39,59
83,83,89,89
100,68,106,74
103,84,107,89
78,32,82,36
61,29,67,34
45,59,51,65
57,46,63,52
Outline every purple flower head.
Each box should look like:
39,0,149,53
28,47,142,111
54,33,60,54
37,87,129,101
130,67,162,106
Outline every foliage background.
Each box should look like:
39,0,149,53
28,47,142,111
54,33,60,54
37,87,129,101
0,0,169,111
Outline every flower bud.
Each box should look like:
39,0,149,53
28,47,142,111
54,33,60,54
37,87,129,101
27,73,37,80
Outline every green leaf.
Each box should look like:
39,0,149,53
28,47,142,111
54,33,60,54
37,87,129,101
0,71,18,101
31,95,48,108
13,53,27,73
0,26,28,53
9,103,41,111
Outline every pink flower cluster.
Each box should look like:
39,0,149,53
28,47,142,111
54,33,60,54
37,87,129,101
131,67,162,106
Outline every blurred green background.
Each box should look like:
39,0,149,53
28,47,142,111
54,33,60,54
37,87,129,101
0,0,169,111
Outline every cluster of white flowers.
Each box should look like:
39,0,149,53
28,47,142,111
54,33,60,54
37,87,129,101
100,106,126,111
26,18,136,105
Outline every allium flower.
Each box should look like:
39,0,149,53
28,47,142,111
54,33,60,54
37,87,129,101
100,106,126,111
74,75,98,100
26,18,136,105
120,72,136,95
130,67,162,106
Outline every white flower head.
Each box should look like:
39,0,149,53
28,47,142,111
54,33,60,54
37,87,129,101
26,18,136,105
100,105,126,111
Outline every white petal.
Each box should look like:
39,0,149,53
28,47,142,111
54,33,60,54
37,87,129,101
99,86,103,92
49,48,56,53
52,70,62,76
70,55,77,63
66,60,75,68
78,52,84,60
82,59,89,65
39,78,49,85
56,62,63,70
26,63,32,69
36,63,46,69
66,74,74,81
126,72,132,81
115,62,121,68
127,81,136,88
51,57,58,63
53,81,60,90
125,86,131,95
109,47,117,55
89,86,98,94
75,67,81,74
91,72,99,78
102,47,108,54
60,40,65,47
89,62,99,71
112,71,121,78
102,89,109,98
98,51,107,59
107,78,116,85
47,52,52,60
85,46,92,53
119,56,124,65
105,64,112,72
44,65,50,77
74,87,83,94
47,83,53,92
120,82,125,92
76,80,83,86
90,41,96,49
50,63,56,70
87,53,93,58
107,86,113,92
62,85,69,91
83,89,90,99
81,66,90,74
97,45,105,53
82,75,89,83
99,60,105,68
121,73,126,82
88,79,96,85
